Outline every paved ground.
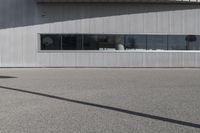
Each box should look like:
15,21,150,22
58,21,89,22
0,68,200,133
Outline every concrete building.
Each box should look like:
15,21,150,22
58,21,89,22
0,0,200,67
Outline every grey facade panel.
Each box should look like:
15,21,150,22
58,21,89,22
0,0,200,67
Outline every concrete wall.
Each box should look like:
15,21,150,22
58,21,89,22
0,0,200,67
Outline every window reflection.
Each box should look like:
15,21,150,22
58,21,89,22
185,35,200,50
168,35,186,50
62,35,82,50
40,34,200,51
125,35,146,50
83,35,98,50
97,35,116,50
41,35,61,50
147,35,167,50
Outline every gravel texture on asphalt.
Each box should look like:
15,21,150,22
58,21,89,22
0,68,200,133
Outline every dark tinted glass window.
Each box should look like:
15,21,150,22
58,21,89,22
83,35,98,50
112,35,125,50
41,35,61,50
185,35,200,50
62,35,82,50
97,35,116,50
40,34,200,51
125,35,146,50
168,35,186,50
83,35,125,50
147,35,167,50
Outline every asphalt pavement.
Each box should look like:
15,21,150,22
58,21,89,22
0,68,200,133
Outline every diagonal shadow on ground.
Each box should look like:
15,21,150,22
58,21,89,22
0,76,17,79
0,85,199,129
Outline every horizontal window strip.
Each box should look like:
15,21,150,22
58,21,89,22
40,34,200,51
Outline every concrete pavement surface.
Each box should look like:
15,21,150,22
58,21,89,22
0,68,200,133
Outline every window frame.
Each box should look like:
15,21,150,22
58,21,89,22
38,33,200,53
